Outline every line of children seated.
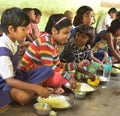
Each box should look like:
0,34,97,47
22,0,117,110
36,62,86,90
93,18,120,63
1,5,120,109
19,13,90,94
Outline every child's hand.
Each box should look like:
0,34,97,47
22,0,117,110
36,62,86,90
46,87,64,94
77,59,90,68
101,63,104,69
54,87,65,94
87,72,95,81
36,86,51,98
46,87,54,94
69,77,77,89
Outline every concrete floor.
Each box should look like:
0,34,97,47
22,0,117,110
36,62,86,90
1,71,120,116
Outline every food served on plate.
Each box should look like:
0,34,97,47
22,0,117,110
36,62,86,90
98,76,109,82
64,82,96,92
74,82,96,92
112,64,120,74
112,68,120,74
37,95,70,108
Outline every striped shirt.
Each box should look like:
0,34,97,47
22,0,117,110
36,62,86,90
20,33,76,80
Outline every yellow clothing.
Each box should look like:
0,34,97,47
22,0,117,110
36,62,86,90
92,39,107,51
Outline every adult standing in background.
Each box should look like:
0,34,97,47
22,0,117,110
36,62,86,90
96,7,117,34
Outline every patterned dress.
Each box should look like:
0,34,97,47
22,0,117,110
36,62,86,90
60,38,92,63
60,38,101,79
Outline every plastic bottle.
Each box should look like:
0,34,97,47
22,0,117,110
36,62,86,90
103,56,112,80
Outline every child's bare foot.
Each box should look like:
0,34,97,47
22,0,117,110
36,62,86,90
45,87,65,94
54,87,64,94
45,87,54,94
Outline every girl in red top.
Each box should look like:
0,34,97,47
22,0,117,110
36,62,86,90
20,14,90,94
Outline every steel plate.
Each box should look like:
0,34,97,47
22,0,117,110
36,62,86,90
64,82,97,93
37,94,76,110
98,76,109,82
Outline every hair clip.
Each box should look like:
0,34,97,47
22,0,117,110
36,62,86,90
54,17,67,26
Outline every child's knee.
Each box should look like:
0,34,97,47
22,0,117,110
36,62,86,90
10,89,31,105
16,92,31,105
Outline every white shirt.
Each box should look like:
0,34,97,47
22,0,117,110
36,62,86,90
96,14,112,34
0,33,18,79
104,14,112,27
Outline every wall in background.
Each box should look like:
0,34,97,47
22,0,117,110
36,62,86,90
0,0,119,31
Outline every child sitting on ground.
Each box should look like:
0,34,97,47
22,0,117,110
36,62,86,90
60,24,106,81
68,5,95,42
0,7,55,107
33,8,42,36
93,18,120,63
19,14,89,93
23,8,37,42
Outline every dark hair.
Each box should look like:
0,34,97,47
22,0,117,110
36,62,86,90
33,8,42,16
0,24,2,30
108,7,117,14
45,13,72,34
108,18,120,35
22,8,33,14
117,11,120,18
73,5,95,26
1,7,30,34
75,24,95,45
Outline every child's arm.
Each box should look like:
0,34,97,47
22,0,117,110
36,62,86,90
114,36,118,50
90,51,104,67
102,33,120,61
26,33,34,42
77,68,95,81
101,51,108,63
5,77,50,98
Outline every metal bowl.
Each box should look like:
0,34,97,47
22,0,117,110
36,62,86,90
74,91,86,100
33,103,52,116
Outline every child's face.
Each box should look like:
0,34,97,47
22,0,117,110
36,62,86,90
28,10,36,22
35,15,41,24
75,33,89,46
82,11,94,25
53,26,71,44
114,28,120,38
8,26,27,43
109,12,117,19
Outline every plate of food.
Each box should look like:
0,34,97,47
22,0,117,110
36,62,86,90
64,82,97,93
37,94,76,110
74,82,97,93
98,76,109,82
112,64,120,74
